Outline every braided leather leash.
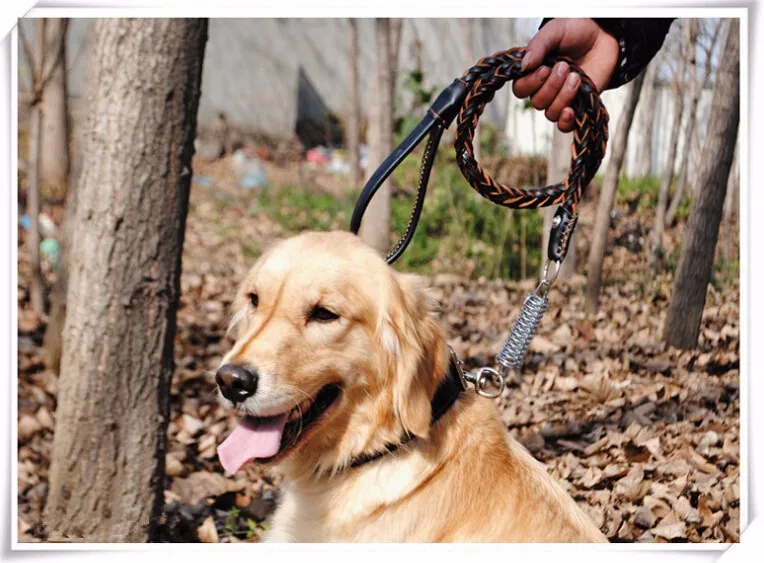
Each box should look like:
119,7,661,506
351,46,609,265
349,46,610,387
455,48,609,213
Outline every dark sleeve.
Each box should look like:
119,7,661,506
539,18,675,90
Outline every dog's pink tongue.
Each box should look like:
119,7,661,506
217,414,288,475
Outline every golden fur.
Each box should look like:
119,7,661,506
221,230,607,542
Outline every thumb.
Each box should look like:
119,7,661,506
521,20,565,72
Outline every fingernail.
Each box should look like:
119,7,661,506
556,61,570,77
565,72,580,90
537,66,551,80
520,50,532,71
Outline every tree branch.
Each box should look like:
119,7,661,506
39,20,69,90
17,22,37,91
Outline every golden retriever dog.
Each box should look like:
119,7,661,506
215,230,606,543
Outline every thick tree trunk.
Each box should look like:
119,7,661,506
543,128,576,278
44,18,208,542
40,18,70,197
586,73,646,312
663,20,739,349
359,19,394,255
650,21,691,266
347,19,361,187
634,57,659,177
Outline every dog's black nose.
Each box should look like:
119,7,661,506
215,364,258,403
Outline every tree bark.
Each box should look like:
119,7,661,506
462,18,480,162
42,152,81,372
27,99,45,314
662,19,739,349
586,72,646,313
25,19,46,315
44,18,208,542
723,141,739,263
543,128,576,278
650,21,691,266
40,18,70,197
347,19,361,187
666,19,722,227
359,19,394,255
634,57,659,177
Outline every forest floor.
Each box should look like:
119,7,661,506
17,153,741,543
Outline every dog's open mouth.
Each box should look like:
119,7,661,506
217,383,341,474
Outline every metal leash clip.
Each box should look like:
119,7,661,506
450,346,505,399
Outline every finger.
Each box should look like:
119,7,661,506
530,61,570,111
521,19,566,72
557,108,576,133
512,65,551,99
544,72,580,123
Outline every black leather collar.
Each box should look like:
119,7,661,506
349,354,465,469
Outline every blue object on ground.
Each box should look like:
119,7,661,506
20,215,31,230
240,171,268,189
40,238,61,268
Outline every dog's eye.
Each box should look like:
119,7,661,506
309,306,339,323
248,293,259,309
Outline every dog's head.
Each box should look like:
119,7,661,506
216,231,448,477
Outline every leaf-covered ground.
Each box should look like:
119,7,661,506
17,155,740,543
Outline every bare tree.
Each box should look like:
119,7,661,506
650,20,692,267
42,152,81,372
665,19,722,227
347,19,361,186
663,19,739,349
462,18,480,162
390,18,403,86
586,72,646,312
722,140,739,264
633,56,660,177
44,18,208,542
543,129,576,278
359,19,396,254
40,18,70,196
19,19,68,314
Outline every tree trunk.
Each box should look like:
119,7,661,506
347,19,361,187
723,141,739,263
27,101,45,314
543,128,576,278
650,21,691,266
40,18,70,198
359,19,394,255
389,18,403,86
462,18,480,162
44,18,208,542
586,72,646,313
634,57,659,177
662,20,739,349
666,19,722,227
25,19,47,315
42,152,81,372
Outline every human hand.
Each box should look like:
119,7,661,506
512,18,620,132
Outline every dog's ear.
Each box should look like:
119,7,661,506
377,272,447,439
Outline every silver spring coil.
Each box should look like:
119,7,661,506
496,290,548,371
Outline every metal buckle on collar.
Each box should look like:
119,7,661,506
449,346,505,399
